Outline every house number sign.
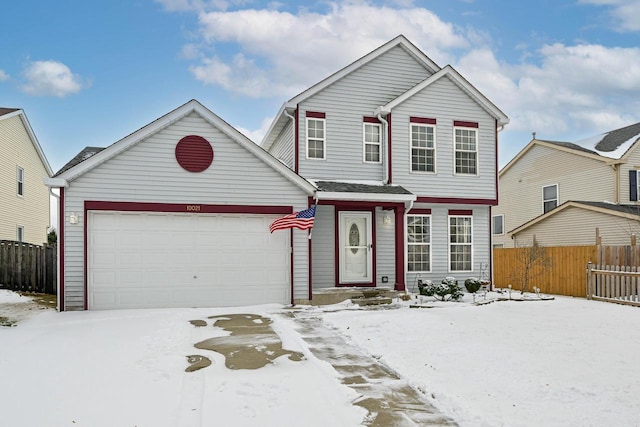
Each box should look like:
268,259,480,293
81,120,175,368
186,205,201,212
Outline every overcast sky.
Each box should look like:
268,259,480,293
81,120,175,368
2,0,640,172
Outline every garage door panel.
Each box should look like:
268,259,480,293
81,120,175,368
88,212,290,310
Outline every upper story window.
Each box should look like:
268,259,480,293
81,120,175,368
363,120,381,163
306,112,326,160
410,117,436,173
407,214,431,272
17,166,24,197
454,121,478,175
543,184,558,213
492,214,504,235
449,211,473,272
630,170,640,202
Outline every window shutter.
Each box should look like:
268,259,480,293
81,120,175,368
630,170,638,201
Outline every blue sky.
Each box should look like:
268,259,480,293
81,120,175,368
2,0,640,172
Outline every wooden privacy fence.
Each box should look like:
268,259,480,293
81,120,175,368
586,263,640,307
0,240,56,294
493,245,597,297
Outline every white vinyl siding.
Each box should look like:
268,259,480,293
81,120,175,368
306,118,325,160
363,123,381,163
0,115,50,245
407,215,431,272
449,215,473,272
543,184,558,213
454,126,478,175
410,124,435,173
390,77,497,199
297,45,433,181
311,204,336,289
375,207,395,286
270,120,294,169
62,112,310,310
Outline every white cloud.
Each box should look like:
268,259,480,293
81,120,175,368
579,0,640,32
0,70,9,81
21,60,88,97
236,116,274,143
189,3,470,98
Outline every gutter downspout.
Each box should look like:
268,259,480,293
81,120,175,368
284,109,296,172
377,112,389,185
48,187,62,311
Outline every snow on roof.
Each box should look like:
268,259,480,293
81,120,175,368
573,122,640,159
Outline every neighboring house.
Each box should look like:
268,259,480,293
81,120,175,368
46,35,509,311
494,122,640,248
0,108,53,245
262,35,508,293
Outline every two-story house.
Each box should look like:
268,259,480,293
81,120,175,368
262,35,509,293
46,35,508,311
493,122,640,248
0,108,53,245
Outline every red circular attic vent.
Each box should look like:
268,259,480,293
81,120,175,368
175,135,214,172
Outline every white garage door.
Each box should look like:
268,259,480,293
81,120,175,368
87,211,290,310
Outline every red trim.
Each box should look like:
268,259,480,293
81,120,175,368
333,207,376,287
363,116,381,123
449,209,473,216
416,196,497,205
489,206,493,291
58,187,65,312
409,208,432,215
454,120,478,128
294,108,299,174
387,113,392,183
84,205,88,310
410,116,436,124
394,204,406,291
495,119,499,205
306,111,325,118
84,201,292,215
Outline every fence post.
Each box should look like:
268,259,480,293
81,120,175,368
586,262,593,300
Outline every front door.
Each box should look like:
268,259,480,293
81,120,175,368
338,211,373,284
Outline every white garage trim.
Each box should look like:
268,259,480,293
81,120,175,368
83,201,295,310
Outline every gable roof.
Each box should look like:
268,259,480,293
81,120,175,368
509,200,640,236
0,108,53,177
45,100,315,195
261,35,442,151
54,146,105,176
375,65,509,126
572,122,640,160
499,138,611,177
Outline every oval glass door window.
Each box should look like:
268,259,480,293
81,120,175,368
349,222,360,254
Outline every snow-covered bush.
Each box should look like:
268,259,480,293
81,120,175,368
418,279,435,296
418,278,463,301
464,277,482,293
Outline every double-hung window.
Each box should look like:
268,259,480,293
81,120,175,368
17,226,24,242
407,214,431,272
306,112,326,159
543,184,558,213
454,121,478,175
17,166,24,197
449,212,473,272
410,117,436,172
492,214,504,235
363,120,381,163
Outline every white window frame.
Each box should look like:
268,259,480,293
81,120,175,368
17,166,24,197
410,123,436,173
363,122,382,163
17,225,24,242
543,184,558,213
448,215,473,272
453,126,478,175
306,117,326,160
492,214,504,235
407,215,431,272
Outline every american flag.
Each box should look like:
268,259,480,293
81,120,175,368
269,205,316,233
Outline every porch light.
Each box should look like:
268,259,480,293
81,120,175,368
69,212,78,224
383,214,392,225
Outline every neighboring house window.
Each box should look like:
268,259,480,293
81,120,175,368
306,112,326,159
492,214,504,235
407,215,431,272
17,166,24,197
543,184,558,213
449,213,473,272
454,122,478,175
630,170,640,202
17,226,24,242
493,243,504,249
410,117,436,173
363,122,381,163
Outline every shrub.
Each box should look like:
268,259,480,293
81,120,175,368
418,279,435,296
464,277,482,293
418,278,463,301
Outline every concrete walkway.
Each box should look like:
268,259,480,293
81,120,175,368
287,310,457,427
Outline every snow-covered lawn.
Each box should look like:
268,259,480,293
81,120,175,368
1,289,639,426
